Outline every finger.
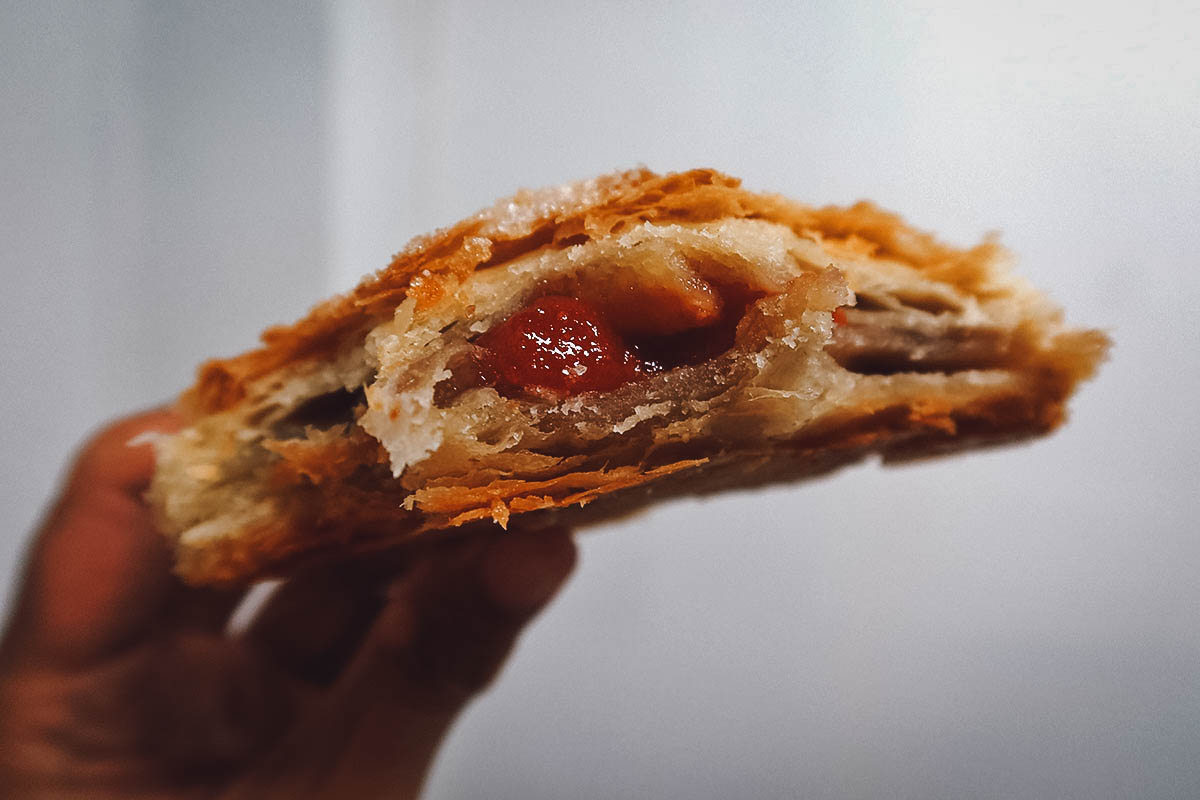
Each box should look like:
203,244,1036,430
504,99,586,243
66,408,183,496
315,526,576,797
73,411,247,634
241,530,501,687
45,634,305,783
241,533,495,687
224,526,576,800
240,560,396,687
161,581,248,634
4,409,181,663
3,409,244,668
128,635,304,780
344,525,575,710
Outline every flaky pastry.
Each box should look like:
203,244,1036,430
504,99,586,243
148,169,1108,584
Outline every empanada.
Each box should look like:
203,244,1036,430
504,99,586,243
148,169,1108,584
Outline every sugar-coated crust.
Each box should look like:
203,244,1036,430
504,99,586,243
185,169,1005,416
162,168,1108,585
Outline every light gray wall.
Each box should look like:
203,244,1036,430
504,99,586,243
3,1,1198,798
1,1,328,598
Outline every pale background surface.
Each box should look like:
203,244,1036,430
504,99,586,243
3,1,1198,797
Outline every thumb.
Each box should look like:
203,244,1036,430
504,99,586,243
224,526,576,800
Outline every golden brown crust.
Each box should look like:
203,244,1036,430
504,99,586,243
171,386,1064,586
184,169,1010,417
159,168,1108,585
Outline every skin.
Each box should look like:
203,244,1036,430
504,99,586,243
0,410,577,799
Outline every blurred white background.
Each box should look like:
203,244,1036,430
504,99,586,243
3,1,1198,797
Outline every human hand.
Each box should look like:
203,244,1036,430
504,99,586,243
0,410,576,799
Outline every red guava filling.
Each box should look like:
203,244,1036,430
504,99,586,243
475,296,647,399
435,283,767,404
